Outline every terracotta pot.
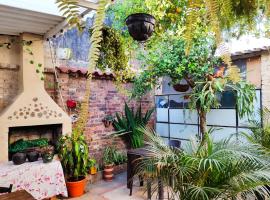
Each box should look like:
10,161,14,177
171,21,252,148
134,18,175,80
66,176,86,197
173,84,189,92
103,165,114,181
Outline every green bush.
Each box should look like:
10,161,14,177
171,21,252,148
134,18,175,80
113,102,154,149
9,138,49,153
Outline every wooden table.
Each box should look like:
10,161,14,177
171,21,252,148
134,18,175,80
0,190,35,200
127,148,164,200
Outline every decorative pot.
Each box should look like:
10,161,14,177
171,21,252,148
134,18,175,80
12,152,26,165
173,84,189,92
103,164,114,181
42,152,54,163
66,176,87,197
104,120,113,128
126,13,155,42
27,151,39,162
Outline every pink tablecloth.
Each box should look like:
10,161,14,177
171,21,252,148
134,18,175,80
0,159,67,200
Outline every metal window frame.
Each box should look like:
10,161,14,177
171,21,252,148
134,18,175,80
155,89,262,142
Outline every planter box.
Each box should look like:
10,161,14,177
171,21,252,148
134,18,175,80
86,163,127,184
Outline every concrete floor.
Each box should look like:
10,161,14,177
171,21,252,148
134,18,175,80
68,172,146,200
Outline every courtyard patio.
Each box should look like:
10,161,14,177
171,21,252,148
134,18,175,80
1,0,270,200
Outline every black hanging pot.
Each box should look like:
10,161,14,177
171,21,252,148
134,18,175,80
27,151,39,162
173,84,190,92
12,152,26,165
125,13,156,42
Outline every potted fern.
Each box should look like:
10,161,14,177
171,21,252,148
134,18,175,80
58,132,91,197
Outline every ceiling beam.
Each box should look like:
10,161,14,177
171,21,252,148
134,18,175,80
77,0,98,10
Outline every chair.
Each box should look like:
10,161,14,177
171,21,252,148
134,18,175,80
0,184,12,194
168,139,181,148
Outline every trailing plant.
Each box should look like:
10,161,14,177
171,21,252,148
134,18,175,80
58,133,91,180
133,36,256,139
0,38,44,80
113,103,154,148
9,138,49,154
91,26,133,83
136,128,270,200
241,107,270,150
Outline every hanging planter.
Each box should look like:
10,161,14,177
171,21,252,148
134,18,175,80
103,115,114,128
173,84,189,92
125,13,156,42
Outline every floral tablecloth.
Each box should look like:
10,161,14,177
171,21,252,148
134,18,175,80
0,159,67,200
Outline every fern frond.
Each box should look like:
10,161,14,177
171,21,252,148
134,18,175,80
74,0,109,135
56,0,82,31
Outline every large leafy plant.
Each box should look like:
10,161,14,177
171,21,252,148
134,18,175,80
58,133,90,180
136,128,270,200
133,36,256,139
113,103,154,149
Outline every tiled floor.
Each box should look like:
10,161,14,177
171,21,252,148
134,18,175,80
70,172,146,200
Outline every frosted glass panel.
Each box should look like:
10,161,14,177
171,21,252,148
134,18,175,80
239,90,261,126
156,123,169,137
170,124,198,139
170,109,198,124
207,109,236,126
209,127,237,141
237,128,253,144
157,108,168,122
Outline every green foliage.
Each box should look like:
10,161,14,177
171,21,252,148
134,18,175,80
102,146,114,166
241,107,270,150
113,103,154,149
136,128,270,200
74,0,109,135
93,26,132,82
132,36,220,98
9,138,49,153
102,146,127,166
56,0,82,31
58,133,91,180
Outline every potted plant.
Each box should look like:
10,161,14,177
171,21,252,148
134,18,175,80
107,0,155,42
102,147,115,182
58,132,91,197
87,159,97,175
41,146,54,163
103,115,114,128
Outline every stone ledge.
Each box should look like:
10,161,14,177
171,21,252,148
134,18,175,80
0,63,19,70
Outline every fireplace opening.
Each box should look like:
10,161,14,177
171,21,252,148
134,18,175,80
8,124,62,160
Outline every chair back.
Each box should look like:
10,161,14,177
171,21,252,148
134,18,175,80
0,184,13,193
168,140,181,148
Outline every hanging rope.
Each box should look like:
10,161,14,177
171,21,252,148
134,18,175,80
48,39,67,113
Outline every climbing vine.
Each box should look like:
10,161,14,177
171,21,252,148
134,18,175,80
0,38,44,80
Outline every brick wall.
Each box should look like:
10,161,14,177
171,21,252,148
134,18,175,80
45,70,155,163
0,67,154,162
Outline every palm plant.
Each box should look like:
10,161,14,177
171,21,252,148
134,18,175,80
113,103,154,149
135,128,270,200
241,107,270,150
